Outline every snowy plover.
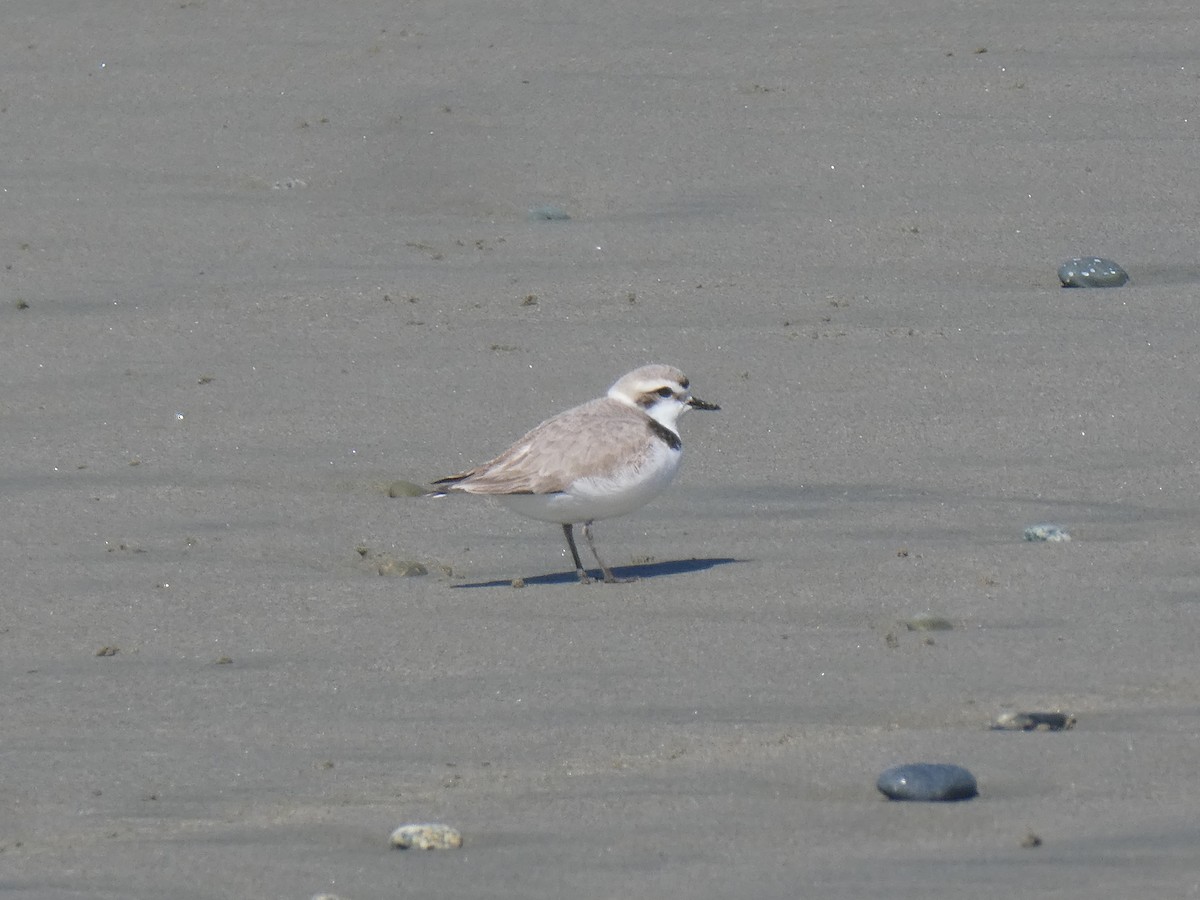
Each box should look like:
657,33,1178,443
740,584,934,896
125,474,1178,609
432,364,719,584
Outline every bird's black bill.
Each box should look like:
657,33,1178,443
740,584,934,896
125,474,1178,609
689,397,720,411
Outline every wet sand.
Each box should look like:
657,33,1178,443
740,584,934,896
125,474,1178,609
4,1,1200,897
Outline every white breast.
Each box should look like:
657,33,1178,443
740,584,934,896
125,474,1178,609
495,440,682,524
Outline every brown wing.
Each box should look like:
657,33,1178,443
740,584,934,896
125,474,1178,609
434,398,656,495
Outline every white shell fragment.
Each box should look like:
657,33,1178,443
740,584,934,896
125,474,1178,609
390,823,463,850
1024,524,1070,542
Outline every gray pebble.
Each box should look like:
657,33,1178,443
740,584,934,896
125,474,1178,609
1024,524,1070,542
877,763,978,802
390,823,463,850
1058,257,1129,288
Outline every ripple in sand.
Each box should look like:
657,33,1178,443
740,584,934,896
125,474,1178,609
991,710,1076,731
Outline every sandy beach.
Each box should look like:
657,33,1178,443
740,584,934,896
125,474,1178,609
4,1,1200,897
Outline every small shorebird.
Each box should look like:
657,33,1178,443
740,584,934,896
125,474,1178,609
432,364,719,583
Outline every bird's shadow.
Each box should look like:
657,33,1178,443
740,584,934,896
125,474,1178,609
450,556,741,589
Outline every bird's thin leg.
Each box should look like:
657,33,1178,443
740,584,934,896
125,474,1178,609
562,523,591,584
582,521,637,584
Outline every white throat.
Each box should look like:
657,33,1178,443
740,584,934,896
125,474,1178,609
644,397,687,434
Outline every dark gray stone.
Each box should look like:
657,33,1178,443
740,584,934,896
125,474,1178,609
877,763,978,801
1058,257,1129,288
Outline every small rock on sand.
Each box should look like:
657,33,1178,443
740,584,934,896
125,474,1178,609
390,823,463,850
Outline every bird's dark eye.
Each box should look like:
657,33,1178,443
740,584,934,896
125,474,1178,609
657,387,673,398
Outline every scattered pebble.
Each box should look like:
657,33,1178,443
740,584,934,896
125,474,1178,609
1024,524,1070,542
511,577,526,589
1058,257,1129,288
876,763,978,802
991,711,1076,731
902,615,955,632
390,823,463,850
1021,832,1043,848
387,480,428,498
95,646,119,657
528,205,570,221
